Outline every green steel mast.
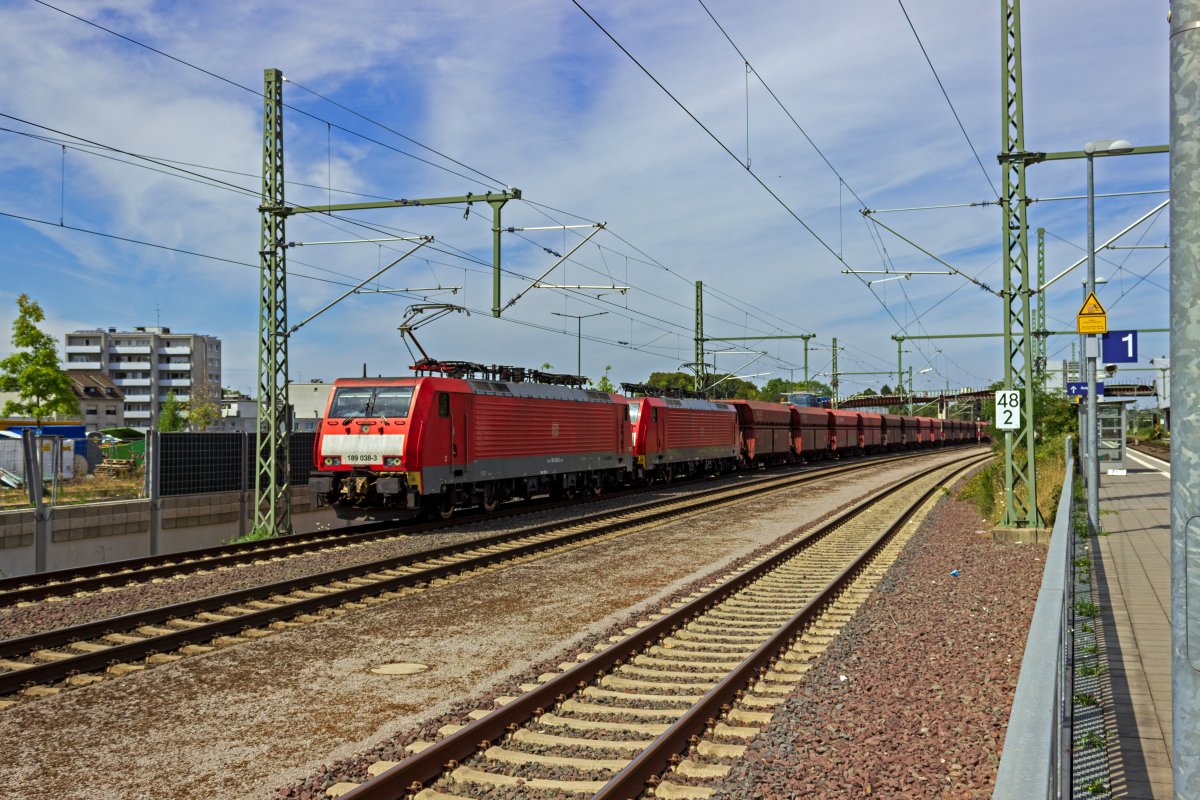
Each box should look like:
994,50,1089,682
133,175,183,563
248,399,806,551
255,67,292,536
999,0,1042,527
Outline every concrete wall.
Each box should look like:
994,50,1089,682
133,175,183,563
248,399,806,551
0,489,356,579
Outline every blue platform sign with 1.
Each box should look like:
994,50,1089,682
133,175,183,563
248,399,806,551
994,389,1020,431
1101,330,1138,364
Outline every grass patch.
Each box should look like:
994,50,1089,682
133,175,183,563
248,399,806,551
960,433,1069,527
224,528,280,545
0,472,144,509
1076,599,1100,617
1076,730,1109,750
1074,692,1100,707
1078,662,1106,677
1086,778,1109,795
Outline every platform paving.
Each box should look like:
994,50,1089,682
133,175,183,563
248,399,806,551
1092,448,1173,799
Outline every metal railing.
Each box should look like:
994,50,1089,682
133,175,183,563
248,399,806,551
992,436,1076,799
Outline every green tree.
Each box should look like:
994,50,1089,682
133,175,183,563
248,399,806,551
0,294,79,426
646,371,695,391
157,391,186,432
760,377,797,402
880,384,892,395
186,380,220,431
593,365,616,393
791,379,833,397
708,375,761,400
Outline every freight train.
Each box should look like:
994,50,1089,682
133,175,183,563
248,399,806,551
308,371,989,520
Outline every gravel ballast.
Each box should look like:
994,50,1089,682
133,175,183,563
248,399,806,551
710,490,1045,799
0,450,998,800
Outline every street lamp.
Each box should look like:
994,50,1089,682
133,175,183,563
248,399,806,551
1084,138,1133,536
551,311,607,376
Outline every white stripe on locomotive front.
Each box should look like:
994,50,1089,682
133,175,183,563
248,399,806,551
321,434,405,460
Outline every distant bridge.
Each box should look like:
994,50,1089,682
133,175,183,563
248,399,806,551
836,388,993,410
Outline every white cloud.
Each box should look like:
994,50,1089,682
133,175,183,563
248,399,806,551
0,0,1170,395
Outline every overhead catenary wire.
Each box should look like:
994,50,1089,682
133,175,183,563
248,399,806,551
28,0,984,385
30,0,504,191
895,0,999,199
31,0,794,360
669,1,960,371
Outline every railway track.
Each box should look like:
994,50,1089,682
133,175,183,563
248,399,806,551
317,451,988,800
1127,439,1170,463
0,448,983,703
0,449,949,606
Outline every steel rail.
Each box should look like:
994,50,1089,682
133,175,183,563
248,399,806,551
0,450,968,696
337,451,988,800
0,449,938,605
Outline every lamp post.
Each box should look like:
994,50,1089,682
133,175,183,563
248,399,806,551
1084,138,1133,535
1079,275,1108,485
551,311,607,376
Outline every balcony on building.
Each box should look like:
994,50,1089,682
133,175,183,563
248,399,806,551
157,393,190,403
123,393,152,403
112,378,152,387
110,360,152,371
124,409,152,419
65,345,101,354
159,346,192,356
159,378,192,387
111,345,151,355
66,360,103,370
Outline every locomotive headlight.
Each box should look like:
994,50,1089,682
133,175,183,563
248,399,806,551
323,456,341,466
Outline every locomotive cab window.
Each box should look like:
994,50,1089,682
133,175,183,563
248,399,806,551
627,404,639,422
329,385,414,419
438,392,450,418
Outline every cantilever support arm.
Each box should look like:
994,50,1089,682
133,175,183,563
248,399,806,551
861,212,1002,296
287,238,432,336
502,224,605,312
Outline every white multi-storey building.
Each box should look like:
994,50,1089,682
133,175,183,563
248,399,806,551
63,326,221,430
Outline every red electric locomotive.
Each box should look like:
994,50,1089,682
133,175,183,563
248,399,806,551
309,375,631,519
625,395,739,481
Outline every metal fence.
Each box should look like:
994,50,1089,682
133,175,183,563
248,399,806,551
156,431,316,497
992,437,1076,799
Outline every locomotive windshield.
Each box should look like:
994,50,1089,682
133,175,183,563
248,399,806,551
627,404,640,422
329,385,415,419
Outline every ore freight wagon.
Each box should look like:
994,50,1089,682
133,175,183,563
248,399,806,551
828,409,861,455
790,406,831,461
727,400,793,466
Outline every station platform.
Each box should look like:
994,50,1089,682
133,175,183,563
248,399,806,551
1093,447,1173,799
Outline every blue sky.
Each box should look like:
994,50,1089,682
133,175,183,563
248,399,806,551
0,1,1171,397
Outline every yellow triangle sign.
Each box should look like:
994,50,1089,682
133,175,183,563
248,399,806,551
1079,291,1106,316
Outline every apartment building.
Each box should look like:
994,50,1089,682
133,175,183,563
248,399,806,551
288,381,333,433
63,326,221,430
68,371,125,431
